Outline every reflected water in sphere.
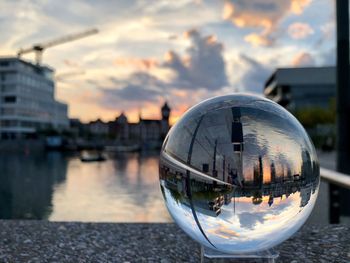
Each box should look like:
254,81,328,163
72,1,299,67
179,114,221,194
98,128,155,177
159,94,319,254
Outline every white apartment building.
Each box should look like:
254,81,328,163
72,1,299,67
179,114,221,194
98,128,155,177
0,57,69,139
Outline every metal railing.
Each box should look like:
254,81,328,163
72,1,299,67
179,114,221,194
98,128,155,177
320,167,350,189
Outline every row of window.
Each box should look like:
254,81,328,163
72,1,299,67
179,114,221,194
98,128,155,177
0,72,53,91
1,96,16,103
0,120,52,129
0,107,52,118
0,61,11,67
0,85,54,104
1,95,64,111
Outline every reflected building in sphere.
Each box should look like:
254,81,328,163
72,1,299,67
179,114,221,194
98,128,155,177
159,94,319,254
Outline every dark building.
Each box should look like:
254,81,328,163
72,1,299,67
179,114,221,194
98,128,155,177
264,67,335,111
108,102,171,147
88,118,109,136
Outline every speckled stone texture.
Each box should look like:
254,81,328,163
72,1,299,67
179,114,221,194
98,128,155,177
0,221,348,262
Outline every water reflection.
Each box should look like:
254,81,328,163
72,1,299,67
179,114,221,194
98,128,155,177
160,94,320,253
0,152,67,219
0,151,171,222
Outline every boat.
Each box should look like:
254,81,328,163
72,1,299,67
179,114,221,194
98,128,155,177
80,152,106,162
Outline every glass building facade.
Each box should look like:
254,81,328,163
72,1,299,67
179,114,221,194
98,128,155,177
0,58,69,139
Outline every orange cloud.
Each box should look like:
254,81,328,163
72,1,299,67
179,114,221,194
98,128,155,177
291,0,312,14
244,33,273,47
63,59,80,68
164,51,176,62
207,226,240,239
223,0,312,46
169,103,189,125
114,57,159,70
292,52,315,66
184,29,222,48
171,90,188,98
288,22,314,39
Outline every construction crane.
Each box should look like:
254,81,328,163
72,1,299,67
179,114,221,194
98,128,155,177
17,28,98,65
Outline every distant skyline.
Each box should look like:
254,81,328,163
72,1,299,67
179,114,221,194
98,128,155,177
0,0,335,124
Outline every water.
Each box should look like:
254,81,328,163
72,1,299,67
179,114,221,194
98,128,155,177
0,149,344,224
0,151,172,222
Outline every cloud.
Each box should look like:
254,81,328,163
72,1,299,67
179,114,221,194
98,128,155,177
238,212,265,230
223,0,312,46
102,84,160,102
292,52,315,67
98,72,164,109
1,0,333,124
163,29,228,90
290,0,312,14
237,54,272,93
314,21,335,48
288,22,314,39
114,57,159,70
244,33,273,47
320,48,335,66
95,29,228,115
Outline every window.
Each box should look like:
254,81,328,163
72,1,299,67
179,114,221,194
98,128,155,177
0,61,9,67
3,96,16,103
0,120,18,127
0,108,15,115
1,85,15,92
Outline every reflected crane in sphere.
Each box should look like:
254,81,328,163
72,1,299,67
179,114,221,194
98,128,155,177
17,28,99,65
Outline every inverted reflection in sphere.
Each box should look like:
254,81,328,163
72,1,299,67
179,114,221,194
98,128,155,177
159,94,319,254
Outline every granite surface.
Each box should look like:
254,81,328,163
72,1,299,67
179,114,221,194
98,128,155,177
0,221,348,262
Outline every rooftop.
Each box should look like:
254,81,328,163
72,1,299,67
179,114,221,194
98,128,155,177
0,56,54,74
265,66,336,87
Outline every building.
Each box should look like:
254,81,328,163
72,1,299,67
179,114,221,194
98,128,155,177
88,119,109,136
107,102,171,146
112,112,129,140
0,57,69,139
264,67,335,111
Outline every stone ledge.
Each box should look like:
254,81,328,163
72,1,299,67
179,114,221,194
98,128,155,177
0,221,348,262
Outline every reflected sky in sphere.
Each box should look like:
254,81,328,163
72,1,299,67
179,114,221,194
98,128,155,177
159,94,320,254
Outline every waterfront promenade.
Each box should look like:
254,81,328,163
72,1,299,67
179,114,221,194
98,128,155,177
0,221,348,262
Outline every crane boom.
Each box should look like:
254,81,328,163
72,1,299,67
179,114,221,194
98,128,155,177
17,28,98,65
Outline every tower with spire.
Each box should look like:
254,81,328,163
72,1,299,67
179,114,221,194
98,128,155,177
160,102,171,139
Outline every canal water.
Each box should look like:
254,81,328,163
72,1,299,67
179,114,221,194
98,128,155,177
0,151,171,222
0,150,343,224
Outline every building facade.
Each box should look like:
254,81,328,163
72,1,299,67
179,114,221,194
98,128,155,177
104,102,171,146
264,67,336,111
88,119,109,136
0,57,69,139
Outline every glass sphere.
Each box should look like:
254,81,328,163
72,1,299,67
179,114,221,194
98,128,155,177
159,94,319,254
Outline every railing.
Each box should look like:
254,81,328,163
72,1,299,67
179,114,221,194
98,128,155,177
320,167,350,189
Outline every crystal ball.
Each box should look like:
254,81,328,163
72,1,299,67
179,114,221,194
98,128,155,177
159,94,319,254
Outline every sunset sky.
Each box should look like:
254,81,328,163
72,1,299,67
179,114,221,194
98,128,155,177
0,0,335,124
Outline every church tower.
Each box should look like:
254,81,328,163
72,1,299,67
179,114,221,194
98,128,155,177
161,102,171,139
161,102,170,122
